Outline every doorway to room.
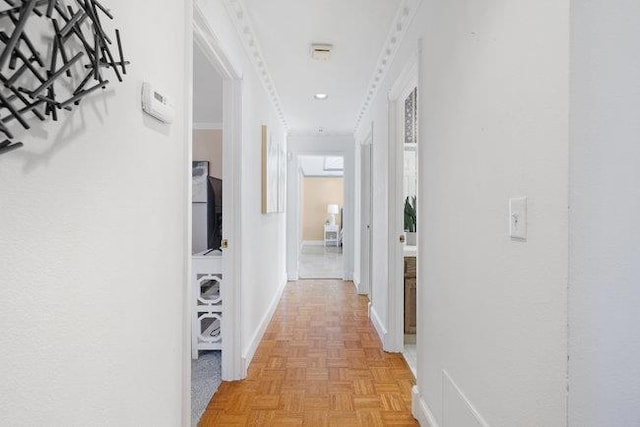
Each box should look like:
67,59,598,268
187,6,245,425
388,54,419,377
190,39,224,425
297,155,345,279
400,85,418,375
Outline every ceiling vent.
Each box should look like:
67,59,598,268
311,43,333,61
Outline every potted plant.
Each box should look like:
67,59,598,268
404,196,417,246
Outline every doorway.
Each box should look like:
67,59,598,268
190,40,224,424
388,54,419,377
400,86,418,375
298,155,345,279
286,140,355,283
186,4,244,426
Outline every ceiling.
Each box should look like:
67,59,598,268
243,0,403,135
193,42,223,125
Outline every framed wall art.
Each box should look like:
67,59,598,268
261,124,286,214
261,125,277,213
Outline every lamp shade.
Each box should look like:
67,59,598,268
327,204,339,215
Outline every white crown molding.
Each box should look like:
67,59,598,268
193,122,223,130
354,0,422,134
223,0,289,131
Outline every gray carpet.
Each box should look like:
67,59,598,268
191,350,222,426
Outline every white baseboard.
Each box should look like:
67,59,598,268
369,304,388,348
354,277,369,295
241,277,288,375
412,386,440,427
302,240,324,246
352,280,359,292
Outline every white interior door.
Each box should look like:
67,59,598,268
360,141,373,296
220,78,242,380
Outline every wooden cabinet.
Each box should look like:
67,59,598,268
404,256,416,334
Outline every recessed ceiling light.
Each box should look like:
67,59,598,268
314,93,328,100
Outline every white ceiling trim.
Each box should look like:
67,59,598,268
223,0,289,131
354,0,422,134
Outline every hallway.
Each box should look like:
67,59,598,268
3,1,640,425
199,280,417,426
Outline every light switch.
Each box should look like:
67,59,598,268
509,197,527,240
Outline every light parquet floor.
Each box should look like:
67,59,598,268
199,280,418,426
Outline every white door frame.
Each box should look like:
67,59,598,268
359,127,373,296
287,143,355,282
183,5,194,425
184,5,245,422
387,50,419,353
294,151,347,279
192,0,244,381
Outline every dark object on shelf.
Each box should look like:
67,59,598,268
0,0,130,157
208,176,223,252
192,162,223,254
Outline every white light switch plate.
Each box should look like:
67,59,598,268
509,197,527,240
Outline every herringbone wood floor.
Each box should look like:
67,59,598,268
199,280,418,426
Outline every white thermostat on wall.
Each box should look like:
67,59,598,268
141,82,174,124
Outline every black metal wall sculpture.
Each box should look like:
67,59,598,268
0,0,129,156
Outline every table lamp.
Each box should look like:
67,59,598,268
327,204,339,225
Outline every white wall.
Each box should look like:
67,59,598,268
355,94,391,331
569,1,640,425
286,135,355,281
357,0,570,425
193,129,223,179
0,1,189,425
197,0,288,367
301,177,344,241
